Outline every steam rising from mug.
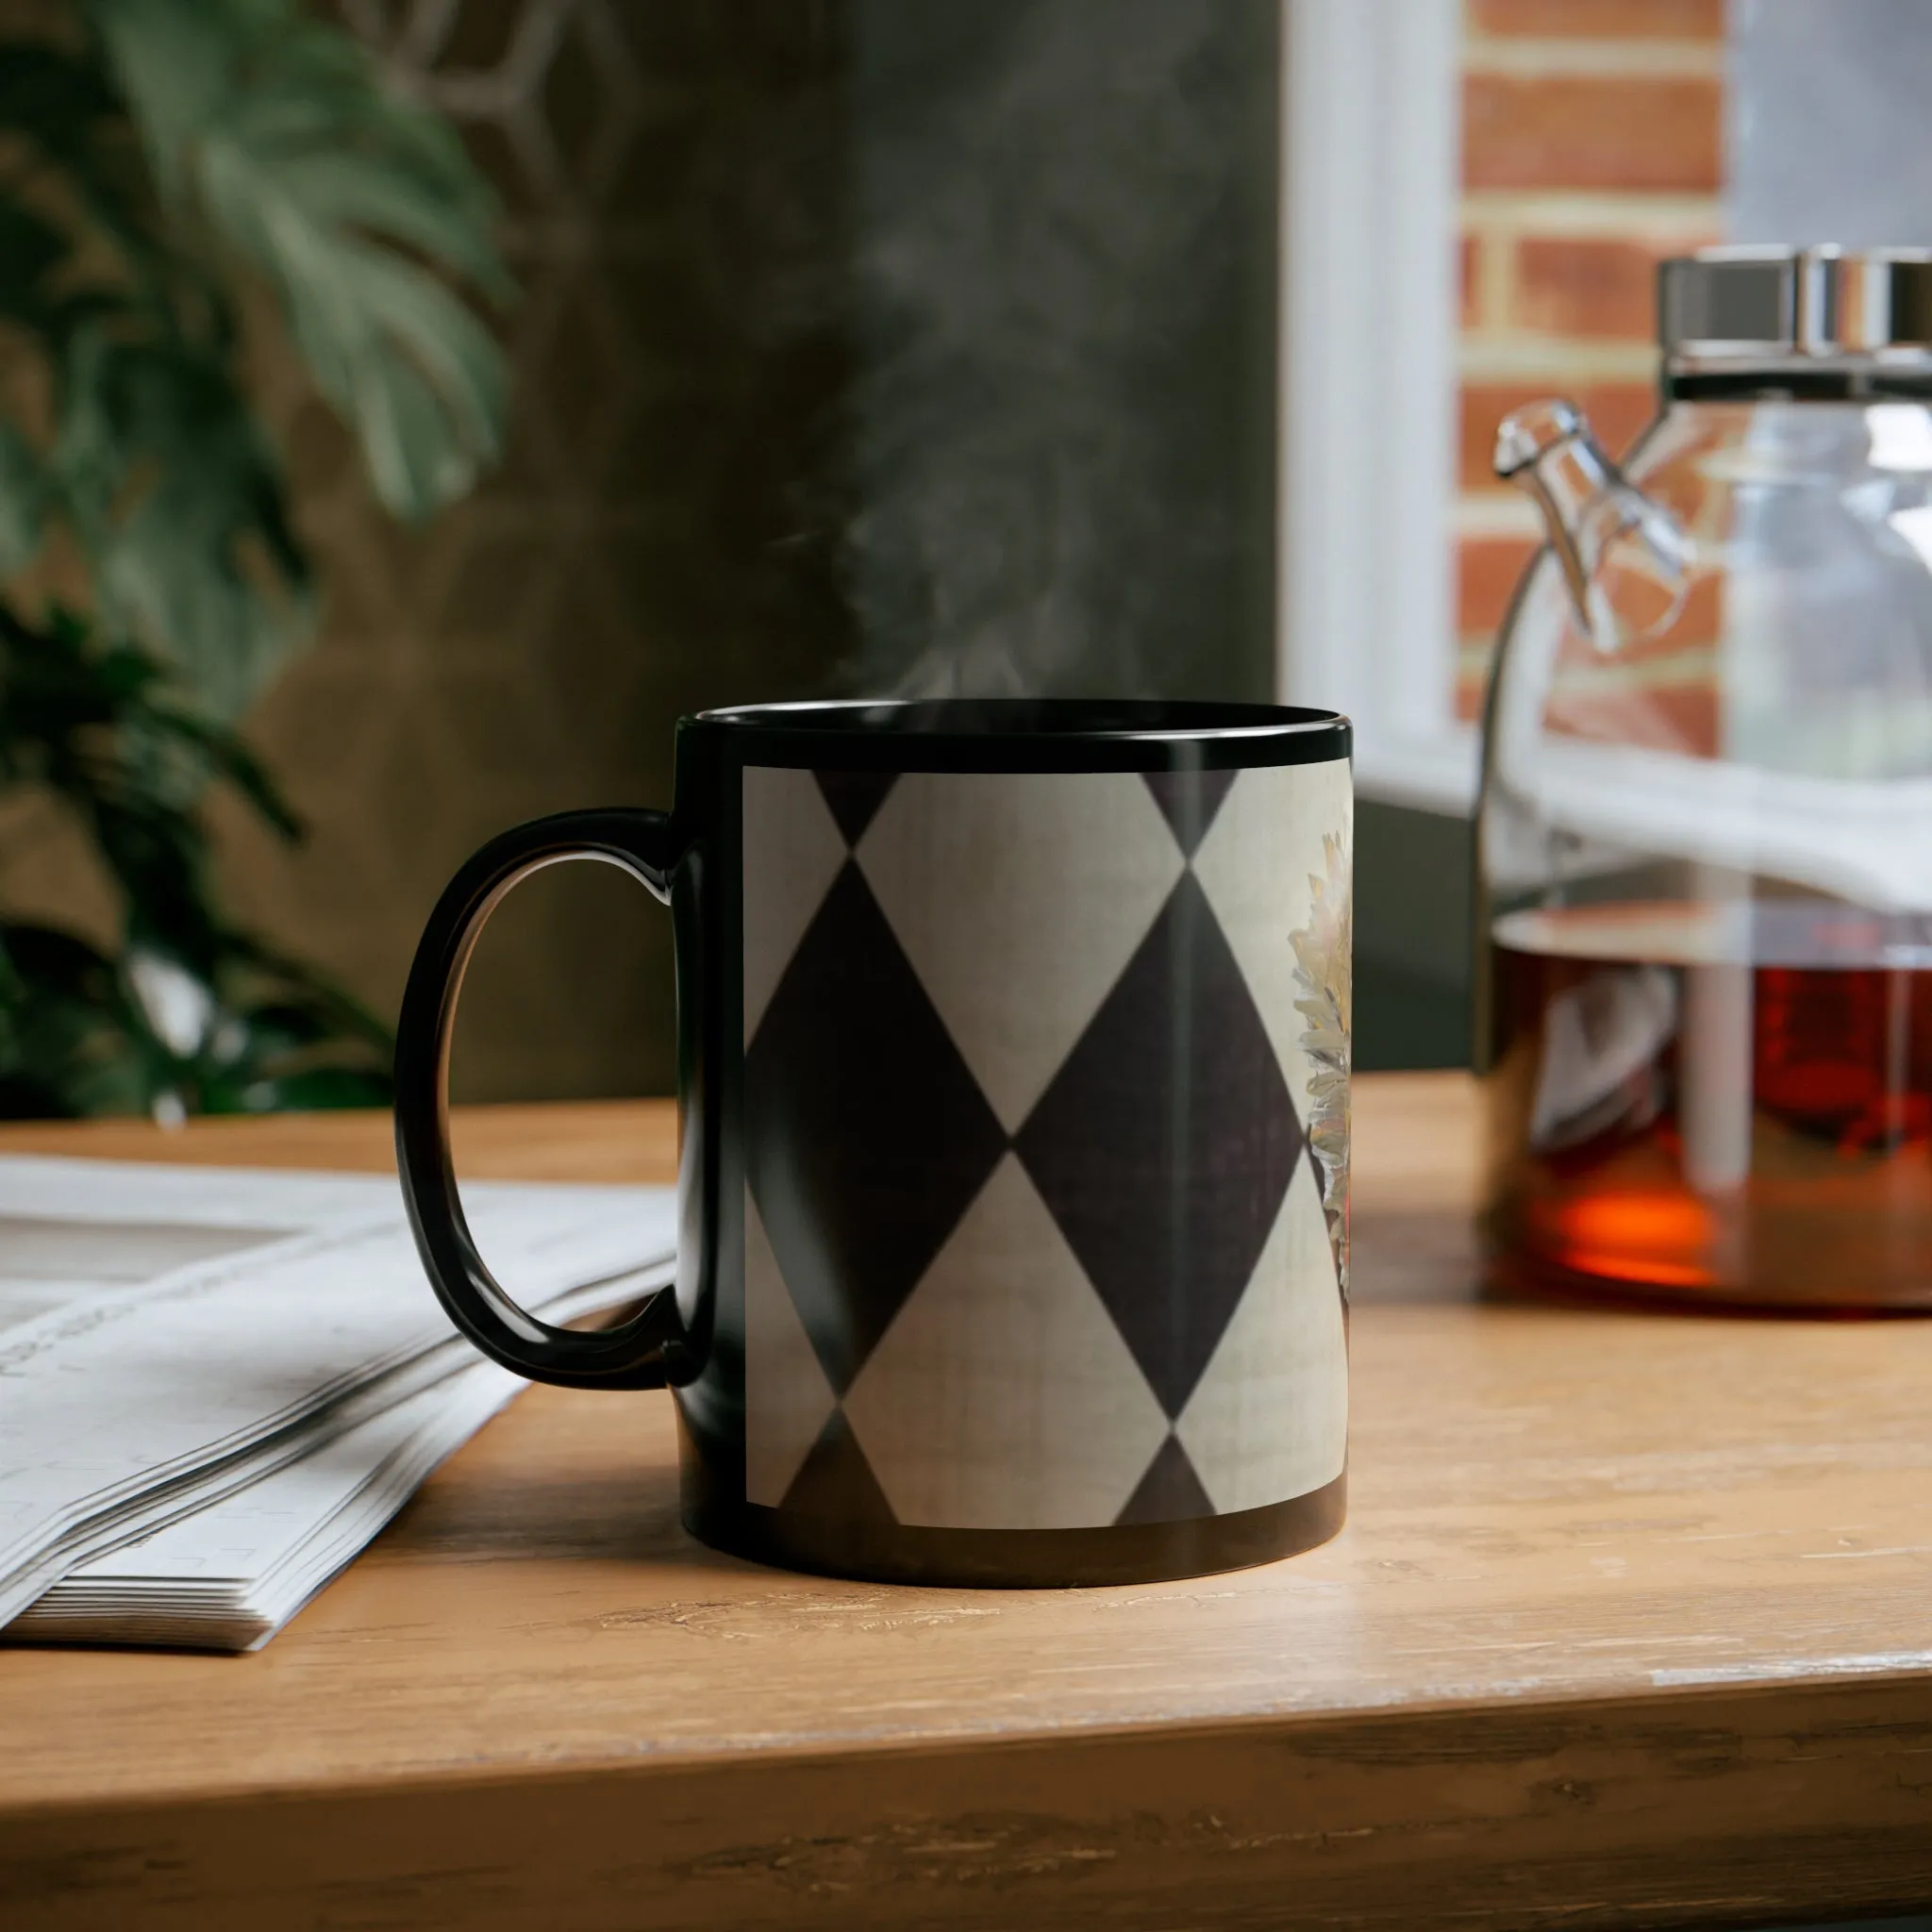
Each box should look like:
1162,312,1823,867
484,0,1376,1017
841,0,1274,699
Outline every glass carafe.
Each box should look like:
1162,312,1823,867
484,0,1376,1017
1478,246,1932,1309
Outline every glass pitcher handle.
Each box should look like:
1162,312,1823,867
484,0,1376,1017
1495,397,1692,651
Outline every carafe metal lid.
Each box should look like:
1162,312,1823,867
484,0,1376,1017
1659,245,1932,366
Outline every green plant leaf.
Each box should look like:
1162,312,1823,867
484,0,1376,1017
0,921,150,1117
91,0,511,524
261,229,507,514
0,42,182,320
0,202,70,332
146,701,301,839
0,0,488,1118
48,327,312,713
0,44,122,156
0,421,44,575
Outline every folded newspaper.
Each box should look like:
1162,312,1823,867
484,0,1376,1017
0,1155,675,1652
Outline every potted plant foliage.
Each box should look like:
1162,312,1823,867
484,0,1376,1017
0,0,507,1118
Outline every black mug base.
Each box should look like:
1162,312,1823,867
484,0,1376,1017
685,1474,1347,1590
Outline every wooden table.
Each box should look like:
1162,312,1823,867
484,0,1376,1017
3,1074,1930,1931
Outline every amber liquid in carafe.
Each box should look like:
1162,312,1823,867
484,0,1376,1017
1484,902,1932,1309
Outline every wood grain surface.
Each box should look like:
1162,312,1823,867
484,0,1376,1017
4,1074,1932,1930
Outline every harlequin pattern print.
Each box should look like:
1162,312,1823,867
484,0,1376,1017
741,761,1351,1531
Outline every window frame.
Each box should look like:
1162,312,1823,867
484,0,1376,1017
1276,0,1476,815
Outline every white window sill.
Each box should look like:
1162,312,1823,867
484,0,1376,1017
1353,724,1480,817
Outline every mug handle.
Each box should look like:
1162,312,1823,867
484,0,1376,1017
394,808,690,1390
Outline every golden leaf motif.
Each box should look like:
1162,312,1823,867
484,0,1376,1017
1290,829,1351,1296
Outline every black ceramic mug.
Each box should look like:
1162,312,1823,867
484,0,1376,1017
395,700,1352,1587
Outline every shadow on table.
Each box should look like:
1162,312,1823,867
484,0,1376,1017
391,1458,698,1567
1751,1921,1932,1931
1351,1207,1482,1306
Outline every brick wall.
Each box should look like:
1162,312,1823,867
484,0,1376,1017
1454,0,1725,720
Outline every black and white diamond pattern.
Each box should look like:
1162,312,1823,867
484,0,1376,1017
744,843,1007,1398
1175,1142,1347,1515
741,761,1350,1527
741,767,847,1043
1013,868,1302,1420
855,772,1184,1133
742,1190,838,1507
842,1155,1169,1529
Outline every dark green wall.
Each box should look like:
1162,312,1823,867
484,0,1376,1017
1355,801,1473,1073
841,0,1280,703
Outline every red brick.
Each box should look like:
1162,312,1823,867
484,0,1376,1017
1459,381,1657,492
1455,658,1493,725
1547,681,1718,756
1457,535,1541,638
1620,573,1723,655
1472,0,1724,38
1463,75,1722,192
1461,650,1721,748
1516,235,1696,341
1540,575,1721,673
1461,233,1482,328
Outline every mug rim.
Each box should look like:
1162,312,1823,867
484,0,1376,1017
695,697,1342,740
684,699,1351,772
